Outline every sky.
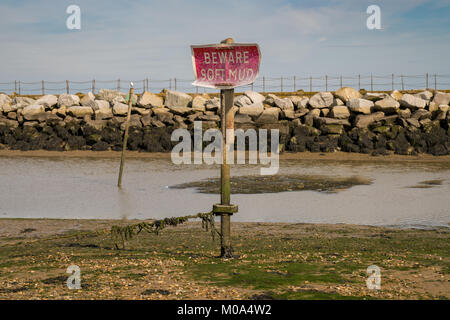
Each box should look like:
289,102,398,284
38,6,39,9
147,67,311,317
1,0,450,92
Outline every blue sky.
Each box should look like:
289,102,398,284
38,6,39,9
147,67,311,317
1,0,449,92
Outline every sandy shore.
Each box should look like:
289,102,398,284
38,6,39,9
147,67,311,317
1,149,450,163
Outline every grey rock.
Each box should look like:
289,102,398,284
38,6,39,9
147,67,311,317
36,95,58,109
334,87,361,102
273,97,294,110
354,112,384,128
399,94,427,110
432,92,450,106
97,89,127,103
165,90,192,107
191,96,207,112
374,96,400,113
309,92,334,109
244,91,265,104
58,94,80,107
238,102,264,117
234,94,252,107
22,105,45,120
138,91,163,108
329,106,350,119
256,108,280,124
112,102,129,116
347,98,374,114
67,106,94,118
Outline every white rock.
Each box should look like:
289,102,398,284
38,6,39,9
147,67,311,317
374,96,400,113
22,105,45,120
191,96,207,112
363,92,388,101
138,91,163,108
234,95,252,107
297,97,309,109
36,95,58,109
287,96,303,107
274,97,294,110
432,92,450,106
330,106,350,119
244,91,265,104
238,102,264,117
112,102,129,115
309,92,334,109
97,89,126,103
390,90,403,101
414,90,433,101
347,98,374,114
67,106,94,118
205,98,220,111
334,87,361,102
399,94,427,110
165,90,192,107
58,94,80,107
95,100,111,112
0,94,12,112
80,92,97,108
256,108,280,124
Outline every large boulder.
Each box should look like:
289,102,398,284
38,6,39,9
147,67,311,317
165,90,192,107
309,92,334,109
234,94,252,107
414,90,433,101
238,102,264,118
205,98,220,111
334,87,361,102
347,98,374,114
22,105,45,120
167,106,194,116
67,106,94,118
273,97,294,110
374,96,400,113
97,89,127,103
153,108,174,124
255,108,280,124
13,96,35,106
399,94,427,110
354,112,384,128
390,90,403,101
138,91,163,108
329,106,350,119
112,102,129,116
191,96,207,112
244,91,265,104
80,92,97,108
35,95,58,109
363,92,388,101
58,94,80,107
432,92,450,106
0,94,12,112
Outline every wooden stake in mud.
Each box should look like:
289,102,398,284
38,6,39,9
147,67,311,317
117,82,134,188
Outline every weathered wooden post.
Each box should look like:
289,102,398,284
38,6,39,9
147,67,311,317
117,82,134,188
190,38,260,258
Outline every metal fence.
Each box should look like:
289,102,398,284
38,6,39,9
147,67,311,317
1,73,450,95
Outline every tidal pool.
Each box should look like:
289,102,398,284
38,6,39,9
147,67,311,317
0,155,449,228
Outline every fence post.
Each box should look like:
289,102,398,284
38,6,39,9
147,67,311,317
66,80,69,94
325,75,328,91
117,78,120,92
340,75,343,88
426,73,429,89
146,78,149,91
280,77,283,92
142,79,145,93
370,74,373,91
92,79,95,94
392,74,394,91
169,78,172,90
42,80,44,95
263,76,265,92
293,76,296,92
401,75,404,91
309,76,312,92
18,81,21,95
174,78,177,91
434,74,437,90
14,80,17,93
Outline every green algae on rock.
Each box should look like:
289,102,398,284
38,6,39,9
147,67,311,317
171,174,372,194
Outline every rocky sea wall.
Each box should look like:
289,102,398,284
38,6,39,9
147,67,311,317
0,87,449,155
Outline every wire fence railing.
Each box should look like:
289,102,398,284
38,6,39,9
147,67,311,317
1,74,450,95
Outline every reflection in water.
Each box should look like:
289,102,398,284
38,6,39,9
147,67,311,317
117,188,132,220
0,156,449,228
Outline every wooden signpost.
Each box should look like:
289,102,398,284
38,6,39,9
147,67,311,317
191,38,261,257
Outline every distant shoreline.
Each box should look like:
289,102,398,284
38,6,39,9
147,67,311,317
1,149,450,163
